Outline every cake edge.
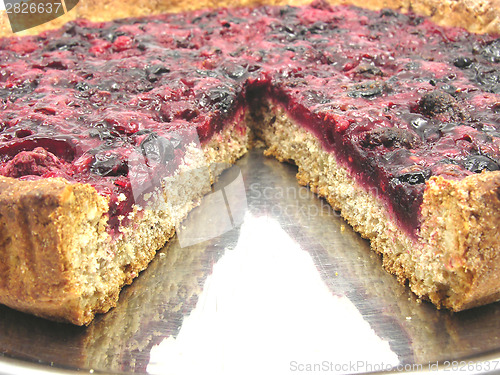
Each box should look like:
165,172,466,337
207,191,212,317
0,112,251,325
419,171,500,311
250,99,500,312
0,177,109,324
0,0,499,37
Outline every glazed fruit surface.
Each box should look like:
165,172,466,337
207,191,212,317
0,1,499,233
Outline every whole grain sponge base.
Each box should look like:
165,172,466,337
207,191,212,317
249,99,500,311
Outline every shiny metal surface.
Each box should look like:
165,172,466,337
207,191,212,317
1,149,500,375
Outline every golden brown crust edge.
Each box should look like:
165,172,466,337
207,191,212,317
0,174,179,325
0,0,499,37
419,171,500,311
0,176,109,324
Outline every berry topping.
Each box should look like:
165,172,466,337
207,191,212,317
0,3,498,235
475,38,500,63
0,147,67,178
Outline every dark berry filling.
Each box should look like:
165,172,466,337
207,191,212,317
0,3,498,236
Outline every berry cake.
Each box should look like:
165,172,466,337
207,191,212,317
0,1,499,325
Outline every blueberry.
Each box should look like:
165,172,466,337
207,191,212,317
88,127,116,141
88,121,121,140
440,84,457,95
394,171,429,185
199,87,236,114
281,24,297,35
362,127,420,149
196,69,219,78
96,80,120,92
475,38,500,63
140,132,175,165
221,63,247,80
303,90,330,105
270,21,307,41
408,15,424,26
307,22,328,34
90,153,128,176
438,122,459,135
145,65,171,82
100,29,126,43
134,129,152,136
62,23,86,37
380,8,398,17
474,67,500,94
409,116,441,141
453,57,473,69
463,155,499,173
279,6,297,17
75,82,90,92
418,90,463,118
410,117,429,132
168,132,183,149
135,81,154,93
45,37,82,51
348,81,387,98
2,79,39,102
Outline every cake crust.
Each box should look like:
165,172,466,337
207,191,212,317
0,0,499,36
0,176,109,324
419,171,500,310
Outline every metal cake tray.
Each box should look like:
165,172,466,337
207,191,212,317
0,149,500,375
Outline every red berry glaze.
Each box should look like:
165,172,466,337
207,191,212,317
0,2,498,234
